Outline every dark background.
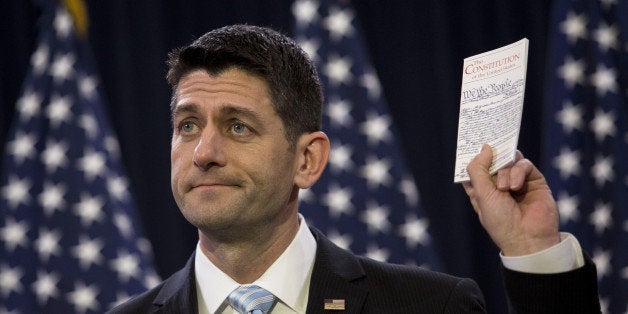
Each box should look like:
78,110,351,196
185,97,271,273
2,1,554,312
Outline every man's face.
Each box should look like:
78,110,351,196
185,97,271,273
170,69,300,237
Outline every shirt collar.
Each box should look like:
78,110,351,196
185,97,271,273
195,214,317,314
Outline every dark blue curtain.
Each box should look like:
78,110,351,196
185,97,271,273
1,1,552,312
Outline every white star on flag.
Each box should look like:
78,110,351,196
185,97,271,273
7,132,37,164
41,139,69,173
74,194,105,226
556,192,580,223
361,202,391,234
553,147,581,179
591,155,614,187
323,6,354,41
46,94,73,126
590,64,618,96
557,56,585,88
560,11,588,43
16,91,42,121
79,114,99,139
327,98,353,127
360,112,392,146
398,215,430,248
324,54,353,86
328,142,354,173
555,101,584,133
360,71,382,99
66,281,99,313
53,8,72,38
293,0,319,26
31,45,49,76
589,108,616,142
38,181,67,216
32,271,60,305
0,219,29,252
593,23,619,51
323,184,354,218
113,213,133,239
71,236,104,270
78,75,98,100
34,228,62,262
360,156,392,188
110,251,141,282
0,264,24,298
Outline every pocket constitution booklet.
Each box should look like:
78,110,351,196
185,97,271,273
453,38,529,183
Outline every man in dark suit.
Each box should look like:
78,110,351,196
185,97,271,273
110,25,600,313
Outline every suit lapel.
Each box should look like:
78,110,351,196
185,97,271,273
307,227,369,314
153,253,198,313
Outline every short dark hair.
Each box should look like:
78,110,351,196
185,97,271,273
166,24,323,145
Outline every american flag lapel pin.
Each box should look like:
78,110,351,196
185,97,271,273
324,299,345,310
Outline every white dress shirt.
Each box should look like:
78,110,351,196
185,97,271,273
500,232,585,273
195,214,317,314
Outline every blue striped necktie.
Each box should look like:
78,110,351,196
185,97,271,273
227,285,276,314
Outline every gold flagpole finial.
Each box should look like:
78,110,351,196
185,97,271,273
61,0,89,38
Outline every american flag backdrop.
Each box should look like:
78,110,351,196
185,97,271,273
292,0,441,269
0,2,159,313
543,0,627,313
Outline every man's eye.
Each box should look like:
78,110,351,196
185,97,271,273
180,122,196,133
231,123,248,134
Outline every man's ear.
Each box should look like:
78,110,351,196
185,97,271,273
294,131,330,189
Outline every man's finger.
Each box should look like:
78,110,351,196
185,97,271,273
466,144,496,197
509,157,534,190
496,168,511,191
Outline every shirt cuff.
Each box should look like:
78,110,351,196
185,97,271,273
500,232,585,274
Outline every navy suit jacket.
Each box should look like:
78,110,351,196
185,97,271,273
109,227,600,313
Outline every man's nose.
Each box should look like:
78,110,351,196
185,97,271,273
192,127,225,170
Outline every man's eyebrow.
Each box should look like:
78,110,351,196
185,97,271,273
218,105,264,124
171,103,200,121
